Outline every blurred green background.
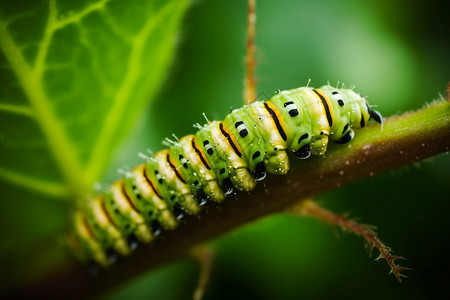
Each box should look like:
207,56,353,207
1,0,449,299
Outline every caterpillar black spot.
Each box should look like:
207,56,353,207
69,84,383,267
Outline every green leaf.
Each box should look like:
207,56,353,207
0,0,190,286
0,0,190,199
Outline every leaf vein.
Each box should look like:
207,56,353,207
53,0,110,29
84,0,182,184
0,103,34,117
0,5,87,198
0,166,70,198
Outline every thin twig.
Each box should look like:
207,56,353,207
289,199,410,281
243,0,257,104
190,245,214,300
446,81,450,101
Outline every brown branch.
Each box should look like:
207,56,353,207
10,100,450,298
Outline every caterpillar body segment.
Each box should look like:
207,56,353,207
248,101,291,174
208,121,256,191
70,85,382,267
131,163,179,229
154,149,201,215
86,195,131,258
177,135,226,203
72,211,110,267
194,126,234,195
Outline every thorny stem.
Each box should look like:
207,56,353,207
289,199,410,282
9,100,450,298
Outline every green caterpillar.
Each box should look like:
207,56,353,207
69,84,383,267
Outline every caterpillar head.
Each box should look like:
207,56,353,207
318,85,383,144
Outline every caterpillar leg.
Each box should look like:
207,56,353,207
264,150,290,175
288,199,410,282
189,244,214,300
310,135,329,156
232,167,257,191
204,179,226,202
